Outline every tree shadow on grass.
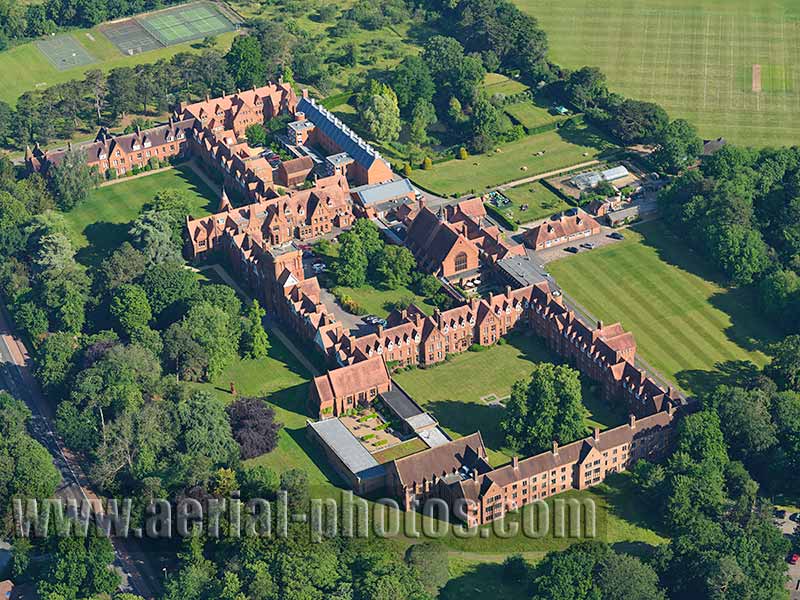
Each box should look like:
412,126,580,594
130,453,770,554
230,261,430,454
426,399,508,456
590,472,667,541
75,221,130,268
676,359,760,398
172,163,218,214
555,121,618,159
440,561,527,600
630,222,780,357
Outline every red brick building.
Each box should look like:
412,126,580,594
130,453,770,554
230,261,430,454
27,118,195,177
386,407,678,527
523,209,602,250
309,355,392,418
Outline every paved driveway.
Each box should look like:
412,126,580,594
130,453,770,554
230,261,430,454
775,512,800,599
522,226,623,265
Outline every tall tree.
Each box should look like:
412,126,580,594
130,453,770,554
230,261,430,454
48,148,97,210
226,35,267,89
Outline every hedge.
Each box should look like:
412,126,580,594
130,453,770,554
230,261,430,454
486,203,518,231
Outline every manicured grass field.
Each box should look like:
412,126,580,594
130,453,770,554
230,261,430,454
0,27,236,104
547,222,781,396
332,284,435,318
483,72,530,96
63,165,217,266
517,0,800,147
499,182,572,225
410,122,615,197
394,332,626,465
504,101,568,131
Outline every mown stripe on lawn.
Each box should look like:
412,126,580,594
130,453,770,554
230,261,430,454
554,254,721,380
608,247,741,365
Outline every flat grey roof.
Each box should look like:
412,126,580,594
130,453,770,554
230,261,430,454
381,385,423,420
497,255,546,288
353,178,416,206
308,418,380,475
326,152,354,167
419,427,451,448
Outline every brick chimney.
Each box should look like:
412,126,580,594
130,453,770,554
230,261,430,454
377,324,383,337
505,284,512,297
414,312,422,327
629,414,636,429
418,197,426,210
472,469,478,481
593,427,600,442
512,456,519,469
434,308,442,327
597,320,603,330
302,88,309,99
552,440,559,456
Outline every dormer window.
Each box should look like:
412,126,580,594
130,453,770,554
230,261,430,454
177,131,185,139
132,142,141,151
98,151,107,159
166,134,174,142
143,140,152,148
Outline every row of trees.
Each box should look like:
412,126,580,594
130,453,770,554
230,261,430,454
555,66,703,171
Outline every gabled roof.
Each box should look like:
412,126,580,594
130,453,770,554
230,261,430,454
297,97,391,171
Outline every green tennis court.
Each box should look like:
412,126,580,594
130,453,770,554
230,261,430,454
36,34,96,71
138,3,237,47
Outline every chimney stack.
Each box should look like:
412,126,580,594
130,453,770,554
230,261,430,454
597,320,603,330
472,469,478,481
376,324,383,337
552,440,559,456
418,196,426,210
667,403,676,416
505,284,512,297
593,427,600,442
629,414,636,429
302,88,309,99
512,456,519,469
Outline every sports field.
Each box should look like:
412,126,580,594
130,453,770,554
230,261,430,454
410,121,614,197
0,6,237,104
517,0,800,147
36,34,96,71
547,223,781,396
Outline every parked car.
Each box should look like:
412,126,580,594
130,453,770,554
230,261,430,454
363,315,380,324
609,232,625,240
789,553,799,565
565,246,579,253
311,263,327,273
580,242,595,250
775,509,787,519
552,290,562,297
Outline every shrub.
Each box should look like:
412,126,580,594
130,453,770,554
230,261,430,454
422,157,433,170
458,147,468,160
468,344,487,352
375,422,390,431
373,439,388,447
497,337,508,345
403,163,412,176
361,433,376,441
106,169,117,181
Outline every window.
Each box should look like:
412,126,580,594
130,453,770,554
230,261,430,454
454,252,468,272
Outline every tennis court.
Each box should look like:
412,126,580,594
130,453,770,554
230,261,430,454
139,3,237,46
36,34,96,71
101,19,164,55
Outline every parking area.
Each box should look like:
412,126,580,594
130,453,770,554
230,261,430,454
775,510,800,598
521,225,625,265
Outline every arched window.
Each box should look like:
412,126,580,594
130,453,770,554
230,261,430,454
454,252,468,272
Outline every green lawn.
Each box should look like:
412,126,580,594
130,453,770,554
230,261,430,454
0,29,236,105
547,222,781,396
63,165,217,267
372,437,428,464
332,284,435,318
483,72,530,96
394,332,626,466
504,101,569,131
498,182,572,225
410,122,615,197
516,0,800,147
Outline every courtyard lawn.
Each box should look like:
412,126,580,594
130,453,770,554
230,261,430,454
410,122,615,197
393,332,626,466
63,165,217,267
332,284,436,318
547,222,781,396
499,182,572,225
516,0,800,147
0,28,237,105
372,437,428,464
